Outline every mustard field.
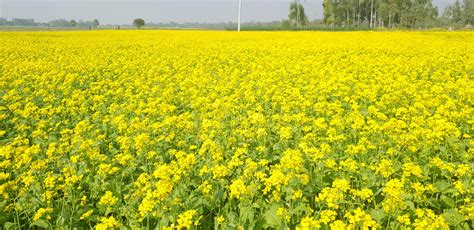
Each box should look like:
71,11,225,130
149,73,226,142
0,30,473,229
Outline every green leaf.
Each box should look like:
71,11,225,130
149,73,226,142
434,181,451,193
4,222,16,230
31,220,49,229
426,198,442,210
405,201,415,211
292,204,309,213
442,209,464,226
226,211,238,227
252,202,262,209
440,195,455,208
197,197,211,208
263,203,281,228
369,208,386,222
240,206,255,225
459,222,471,230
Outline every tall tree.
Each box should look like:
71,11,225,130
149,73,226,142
323,0,335,25
463,0,474,25
322,0,439,28
370,0,374,27
70,20,77,27
133,18,145,29
444,0,463,23
289,1,309,27
93,19,100,28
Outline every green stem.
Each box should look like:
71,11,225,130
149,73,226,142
69,189,76,227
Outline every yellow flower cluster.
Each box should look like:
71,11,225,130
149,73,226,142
345,208,379,229
33,207,53,221
229,178,248,199
176,209,198,229
0,30,473,229
99,191,118,207
315,179,351,209
413,209,449,230
95,216,120,230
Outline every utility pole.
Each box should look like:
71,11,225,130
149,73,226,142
238,0,242,32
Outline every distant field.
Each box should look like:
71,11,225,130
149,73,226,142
2,26,469,32
0,26,104,31
0,26,213,31
0,31,473,229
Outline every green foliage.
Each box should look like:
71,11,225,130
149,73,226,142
439,0,473,26
322,0,439,28
288,1,309,27
133,18,145,29
70,20,77,27
263,203,281,228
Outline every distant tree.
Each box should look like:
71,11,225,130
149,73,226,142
378,0,398,28
133,18,145,29
443,0,474,25
463,0,474,25
70,20,77,27
9,18,37,26
321,0,440,28
289,1,308,27
93,19,100,27
322,0,335,25
445,0,464,23
282,19,291,28
48,19,71,27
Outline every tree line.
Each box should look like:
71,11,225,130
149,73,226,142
444,0,474,25
0,18,100,28
321,0,438,28
288,0,474,28
1,0,473,30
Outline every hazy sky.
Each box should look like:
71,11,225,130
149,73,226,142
1,0,454,25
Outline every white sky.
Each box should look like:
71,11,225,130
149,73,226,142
0,0,454,25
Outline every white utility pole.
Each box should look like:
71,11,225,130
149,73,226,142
238,0,242,32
